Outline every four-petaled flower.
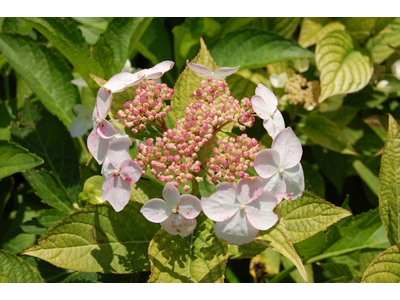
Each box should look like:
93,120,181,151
201,178,278,246
140,183,201,237
251,83,285,139
186,60,240,79
101,137,143,212
254,127,304,203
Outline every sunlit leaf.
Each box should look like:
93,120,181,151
0,249,43,283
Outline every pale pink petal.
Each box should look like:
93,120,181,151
214,210,259,246
245,191,278,231
254,149,280,179
96,87,112,118
235,177,264,204
178,194,201,220
107,137,132,169
140,198,172,223
92,104,101,128
283,163,304,200
101,156,114,179
212,66,240,79
70,116,91,137
201,182,239,222
186,60,213,78
102,175,132,212
104,72,143,93
96,119,117,139
161,214,197,237
251,95,270,120
263,109,285,139
262,173,286,203
272,127,302,169
162,182,181,208
87,128,109,164
119,160,142,183
255,83,278,109
144,61,174,79
73,104,91,118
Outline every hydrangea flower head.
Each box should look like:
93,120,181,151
101,137,142,212
201,178,278,246
254,127,304,202
140,183,201,237
251,83,285,139
186,60,240,79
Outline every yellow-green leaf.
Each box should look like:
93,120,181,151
299,18,345,48
366,29,400,63
316,30,373,103
0,249,43,283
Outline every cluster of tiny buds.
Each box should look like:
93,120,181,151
117,80,174,134
206,134,261,183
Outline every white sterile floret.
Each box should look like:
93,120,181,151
392,59,400,81
251,83,285,139
201,178,278,246
69,104,93,137
254,127,304,203
140,183,202,237
186,60,240,79
376,80,391,93
269,72,288,88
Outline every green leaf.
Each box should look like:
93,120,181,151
379,114,400,246
228,242,268,259
0,249,44,283
281,257,314,283
295,232,327,259
170,38,217,122
11,100,81,199
279,191,352,243
361,244,400,283
302,161,325,198
345,85,388,109
255,218,308,282
300,113,358,155
253,17,302,39
22,201,159,273
316,30,373,103
210,29,314,69
366,29,400,63
21,209,67,235
23,170,75,214
23,17,104,92
130,179,164,205
353,160,379,197
339,17,378,40
0,33,79,127
148,213,228,283
0,140,44,180
318,262,357,281
72,17,111,32
226,69,272,101
299,18,345,48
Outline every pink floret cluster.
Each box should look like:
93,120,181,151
117,80,174,134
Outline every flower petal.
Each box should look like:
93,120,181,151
104,72,143,93
272,127,302,169
186,60,213,78
283,163,304,200
251,95,270,120
102,175,131,212
140,198,172,223
71,77,89,87
162,182,180,208
235,177,264,204
263,109,285,139
73,104,91,118
178,194,201,220
69,116,91,137
254,149,280,179
201,182,239,222
107,137,132,169
262,173,286,203
144,61,174,79
119,160,142,184
212,66,240,79
214,210,259,246
161,214,197,237
101,156,114,179
87,128,109,164
96,119,117,139
96,87,112,118
255,83,278,109
245,191,278,231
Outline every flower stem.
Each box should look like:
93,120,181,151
191,178,199,197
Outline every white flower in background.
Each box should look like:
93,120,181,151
376,80,391,93
251,83,285,139
254,127,304,203
269,72,288,88
186,60,240,79
140,183,202,237
69,104,93,137
201,178,278,246
392,59,400,80
294,58,310,73
71,78,89,88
